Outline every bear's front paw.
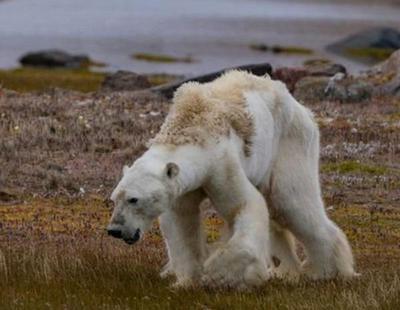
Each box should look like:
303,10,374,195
201,245,269,289
160,262,175,279
170,277,196,289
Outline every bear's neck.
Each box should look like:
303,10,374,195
145,144,211,195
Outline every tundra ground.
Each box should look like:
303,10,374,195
0,88,399,309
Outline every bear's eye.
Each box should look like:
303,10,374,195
127,197,138,204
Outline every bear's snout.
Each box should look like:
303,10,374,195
107,228,122,239
123,229,141,245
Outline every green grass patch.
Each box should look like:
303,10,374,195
345,47,395,62
322,160,388,175
132,52,194,63
0,67,105,93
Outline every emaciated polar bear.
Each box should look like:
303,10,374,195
107,71,356,288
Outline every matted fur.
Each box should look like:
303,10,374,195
151,71,278,156
109,70,357,288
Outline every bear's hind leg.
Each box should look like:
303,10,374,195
270,171,355,279
269,220,301,281
269,127,356,279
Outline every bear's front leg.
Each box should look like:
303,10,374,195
159,189,207,288
202,173,271,289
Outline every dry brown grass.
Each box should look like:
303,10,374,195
0,88,169,196
1,198,400,309
0,87,399,309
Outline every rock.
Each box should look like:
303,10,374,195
304,61,347,77
324,72,347,95
151,63,272,99
273,67,309,93
364,49,400,97
369,49,400,74
346,81,373,101
0,189,18,203
294,75,372,103
327,27,400,64
250,44,313,55
294,76,332,101
273,60,347,93
249,44,269,52
101,71,151,91
20,49,90,68
380,75,400,97
328,27,400,51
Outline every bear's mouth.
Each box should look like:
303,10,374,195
123,229,141,245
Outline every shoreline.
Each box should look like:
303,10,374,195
0,0,399,75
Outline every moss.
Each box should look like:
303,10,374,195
322,160,388,175
345,47,395,62
271,45,313,55
80,59,107,69
0,67,105,93
303,58,332,66
132,53,194,63
146,73,181,86
250,44,313,55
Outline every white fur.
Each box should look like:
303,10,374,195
108,72,356,289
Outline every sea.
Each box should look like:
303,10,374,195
0,0,399,75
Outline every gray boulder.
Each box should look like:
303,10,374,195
151,63,272,99
19,49,90,68
364,49,400,97
382,75,400,96
305,61,347,77
273,60,347,93
327,27,400,64
294,74,372,103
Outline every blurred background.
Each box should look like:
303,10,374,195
1,0,399,77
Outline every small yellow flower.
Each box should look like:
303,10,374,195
14,126,20,131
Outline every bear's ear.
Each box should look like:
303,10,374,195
123,165,130,175
165,162,179,179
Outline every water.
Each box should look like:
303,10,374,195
0,0,399,75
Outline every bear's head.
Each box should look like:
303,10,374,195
107,161,179,245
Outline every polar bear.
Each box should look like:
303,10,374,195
107,71,356,288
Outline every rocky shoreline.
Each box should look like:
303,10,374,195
99,49,400,102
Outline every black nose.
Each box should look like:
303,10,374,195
107,229,122,239
124,229,141,245
132,228,141,242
